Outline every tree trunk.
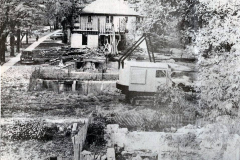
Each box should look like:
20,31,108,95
56,17,59,29
0,37,2,63
1,33,6,63
26,30,28,44
10,33,15,56
17,29,20,53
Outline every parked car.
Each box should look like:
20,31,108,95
50,33,63,40
20,50,34,64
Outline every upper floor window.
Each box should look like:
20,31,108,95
106,16,113,23
88,16,92,23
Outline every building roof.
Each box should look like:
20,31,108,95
81,0,139,16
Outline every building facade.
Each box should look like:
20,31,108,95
71,0,139,54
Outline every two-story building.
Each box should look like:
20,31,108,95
71,0,139,54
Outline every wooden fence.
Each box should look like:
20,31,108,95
72,112,93,160
111,112,240,132
111,112,197,131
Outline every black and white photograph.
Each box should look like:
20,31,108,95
1,0,240,159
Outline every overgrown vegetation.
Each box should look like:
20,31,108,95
83,114,108,153
2,120,58,141
154,85,199,117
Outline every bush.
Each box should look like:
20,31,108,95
3,120,57,141
154,85,199,117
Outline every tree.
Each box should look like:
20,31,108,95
44,0,74,30
138,0,195,52
193,0,240,118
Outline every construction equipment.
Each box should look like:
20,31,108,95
116,34,195,105
118,33,155,69
117,61,194,105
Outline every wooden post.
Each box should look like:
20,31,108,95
98,18,100,32
10,33,15,56
112,24,116,55
17,28,20,53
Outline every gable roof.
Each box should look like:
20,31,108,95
81,0,139,16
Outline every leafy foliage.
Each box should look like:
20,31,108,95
0,0,47,34
44,0,74,28
138,0,198,53
154,85,198,116
2,120,58,141
194,0,240,117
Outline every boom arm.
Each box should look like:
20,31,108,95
118,33,155,69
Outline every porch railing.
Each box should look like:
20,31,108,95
74,21,126,33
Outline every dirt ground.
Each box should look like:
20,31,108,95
0,63,123,160
0,33,198,159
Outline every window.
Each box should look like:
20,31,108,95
82,34,87,45
156,70,166,78
106,16,113,23
110,16,113,23
88,16,92,23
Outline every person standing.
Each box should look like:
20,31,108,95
36,34,39,41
